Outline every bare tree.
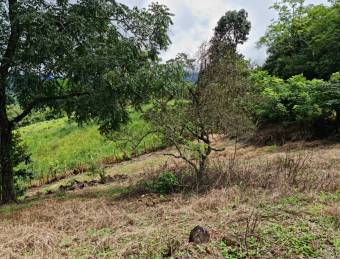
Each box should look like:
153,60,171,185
146,52,254,184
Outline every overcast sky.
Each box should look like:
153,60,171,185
120,0,329,64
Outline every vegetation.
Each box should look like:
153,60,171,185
19,111,163,184
0,0,339,257
144,171,179,194
0,140,339,258
145,10,254,183
0,0,179,203
258,0,340,80
251,71,340,140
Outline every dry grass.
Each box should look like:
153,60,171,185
0,140,339,258
1,188,338,258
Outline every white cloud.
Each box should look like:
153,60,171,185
121,0,329,64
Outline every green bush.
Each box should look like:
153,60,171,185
0,133,33,199
251,71,321,126
146,171,179,194
250,70,340,131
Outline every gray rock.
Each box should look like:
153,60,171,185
189,225,210,244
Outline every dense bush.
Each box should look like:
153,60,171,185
145,171,179,194
0,133,33,199
251,71,340,138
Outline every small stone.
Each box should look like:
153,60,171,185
189,225,210,244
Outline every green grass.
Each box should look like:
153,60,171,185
19,111,163,181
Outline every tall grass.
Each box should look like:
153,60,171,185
19,111,163,182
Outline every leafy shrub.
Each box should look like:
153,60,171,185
0,132,33,198
14,168,34,197
146,171,179,194
250,70,340,139
13,133,34,197
89,162,107,184
251,71,323,126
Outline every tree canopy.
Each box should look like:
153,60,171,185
0,0,180,203
258,0,340,80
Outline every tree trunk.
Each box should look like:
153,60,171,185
0,0,19,204
197,145,212,184
0,77,15,204
197,157,207,183
0,124,15,203
336,108,340,133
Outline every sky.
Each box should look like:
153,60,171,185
120,0,329,64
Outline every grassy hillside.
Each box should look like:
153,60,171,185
19,112,163,182
0,140,339,258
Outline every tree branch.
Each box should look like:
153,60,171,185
10,92,90,125
164,152,198,172
211,147,225,152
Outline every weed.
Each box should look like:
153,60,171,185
266,144,279,153
334,235,340,254
261,223,320,257
144,171,179,194
89,162,107,184
220,241,242,259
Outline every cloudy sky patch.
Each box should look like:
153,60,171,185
121,0,328,64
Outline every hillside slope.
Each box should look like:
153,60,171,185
1,140,339,258
19,114,162,183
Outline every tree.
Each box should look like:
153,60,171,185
146,11,254,184
210,9,251,55
258,0,340,79
145,55,226,183
0,0,174,203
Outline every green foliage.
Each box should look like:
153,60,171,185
0,0,181,202
251,70,340,130
334,236,340,253
220,241,241,259
2,0,175,129
12,134,33,197
145,171,179,194
212,9,251,51
251,71,324,126
259,0,340,79
89,162,106,184
0,132,33,198
261,223,320,257
318,72,340,113
266,144,279,153
7,105,63,127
